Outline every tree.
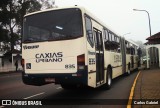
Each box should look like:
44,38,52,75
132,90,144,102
0,0,55,51
0,26,9,42
133,40,146,57
39,0,56,9
0,0,42,51
16,0,42,30
0,0,21,51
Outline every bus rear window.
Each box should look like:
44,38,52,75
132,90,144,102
23,8,83,43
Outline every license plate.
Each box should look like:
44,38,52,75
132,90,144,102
45,78,55,83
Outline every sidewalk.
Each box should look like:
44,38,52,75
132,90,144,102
132,68,160,108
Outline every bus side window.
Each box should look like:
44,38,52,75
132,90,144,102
108,32,111,41
111,34,115,42
130,43,135,55
110,33,116,52
133,46,136,55
115,36,120,53
85,16,94,47
104,29,110,50
135,46,138,55
105,30,109,41
93,31,98,50
126,41,131,54
131,46,135,55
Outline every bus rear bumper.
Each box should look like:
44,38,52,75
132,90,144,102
22,67,88,86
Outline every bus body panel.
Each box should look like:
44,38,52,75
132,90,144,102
87,19,103,88
23,37,85,74
111,52,123,79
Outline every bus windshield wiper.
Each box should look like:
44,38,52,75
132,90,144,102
47,35,82,42
48,35,73,41
23,37,36,43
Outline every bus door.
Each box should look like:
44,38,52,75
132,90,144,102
121,37,126,73
93,28,104,85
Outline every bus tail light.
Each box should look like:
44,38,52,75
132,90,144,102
77,54,85,70
21,59,25,69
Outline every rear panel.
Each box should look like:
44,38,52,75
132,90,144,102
22,38,85,74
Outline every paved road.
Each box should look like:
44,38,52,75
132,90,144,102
0,71,139,108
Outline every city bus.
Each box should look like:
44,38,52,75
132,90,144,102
22,6,139,89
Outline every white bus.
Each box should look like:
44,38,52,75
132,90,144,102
22,6,139,89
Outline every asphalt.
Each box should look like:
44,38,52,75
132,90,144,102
0,69,139,108
0,66,160,108
132,67,160,108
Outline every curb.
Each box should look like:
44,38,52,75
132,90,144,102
0,71,22,75
127,71,141,108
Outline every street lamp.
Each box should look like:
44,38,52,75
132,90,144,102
133,9,152,68
133,9,151,37
122,32,131,36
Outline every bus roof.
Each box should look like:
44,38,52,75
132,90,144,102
24,6,120,37
24,6,84,17
125,39,139,47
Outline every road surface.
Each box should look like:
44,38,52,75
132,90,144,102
0,71,139,108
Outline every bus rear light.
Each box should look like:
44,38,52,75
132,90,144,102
21,59,25,68
77,54,85,70
77,54,85,65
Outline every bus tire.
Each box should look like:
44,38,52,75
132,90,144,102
22,72,44,86
104,67,112,90
126,63,130,76
22,75,35,85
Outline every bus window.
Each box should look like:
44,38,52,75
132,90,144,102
117,37,120,43
109,32,112,41
130,43,135,55
117,37,120,53
114,36,120,53
85,16,94,47
131,45,136,55
23,8,83,43
114,36,117,42
126,41,131,54
110,34,116,52
135,46,138,55
111,34,115,41
131,46,135,55
99,31,103,51
105,30,109,41
104,30,110,51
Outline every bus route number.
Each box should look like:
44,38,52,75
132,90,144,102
65,64,75,69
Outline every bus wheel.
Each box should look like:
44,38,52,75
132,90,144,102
127,70,130,75
22,72,32,85
127,63,130,76
103,67,112,90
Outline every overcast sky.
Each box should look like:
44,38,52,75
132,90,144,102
55,0,160,43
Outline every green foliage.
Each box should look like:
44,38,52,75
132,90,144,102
0,0,41,50
0,0,55,51
16,0,42,26
0,26,9,42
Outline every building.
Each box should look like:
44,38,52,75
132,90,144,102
0,49,22,72
145,32,160,68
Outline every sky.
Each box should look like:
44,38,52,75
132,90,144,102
55,0,160,43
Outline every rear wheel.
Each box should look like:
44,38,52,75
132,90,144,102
126,63,130,76
22,72,32,85
103,67,112,90
22,72,44,86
